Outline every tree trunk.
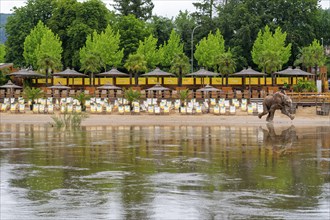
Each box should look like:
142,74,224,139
178,69,182,87
134,72,138,86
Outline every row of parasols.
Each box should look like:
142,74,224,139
2,66,314,91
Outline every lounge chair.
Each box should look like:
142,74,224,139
33,104,39,114
10,103,18,113
154,106,161,115
39,104,45,113
47,104,54,114
214,105,220,115
229,105,236,115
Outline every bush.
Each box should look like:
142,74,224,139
293,80,317,92
51,111,88,129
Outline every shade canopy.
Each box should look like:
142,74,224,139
52,68,86,77
275,66,315,76
0,80,22,89
97,83,122,90
96,68,129,77
197,84,220,92
141,68,175,77
232,67,266,77
186,68,220,77
146,84,171,91
48,82,71,89
7,69,45,78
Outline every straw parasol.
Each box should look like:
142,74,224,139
186,68,220,86
232,67,266,89
146,83,171,91
52,68,86,86
141,67,175,85
96,68,128,85
97,83,122,99
8,69,45,78
275,66,315,86
48,82,71,90
0,80,22,98
197,84,220,112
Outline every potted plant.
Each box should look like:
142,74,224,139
178,89,189,112
75,92,90,111
124,88,141,110
22,86,45,110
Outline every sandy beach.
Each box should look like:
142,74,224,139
0,106,329,127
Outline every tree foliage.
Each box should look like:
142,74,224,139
23,21,49,69
0,44,5,63
80,25,123,72
194,29,225,71
170,53,190,87
112,0,154,21
251,25,291,74
159,29,184,68
136,35,160,70
295,39,326,74
124,53,147,86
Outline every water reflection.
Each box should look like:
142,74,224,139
0,124,329,219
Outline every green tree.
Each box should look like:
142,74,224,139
80,53,103,86
80,25,123,72
295,39,326,76
170,53,190,87
194,29,225,71
0,44,5,63
23,21,49,69
59,0,110,68
136,34,160,69
35,29,63,86
216,49,236,86
113,0,154,21
124,88,141,110
114,14,151,60
124,53,147,86
150,16,174,47
252,25,291,74
4,0,54,66
160,29,184,68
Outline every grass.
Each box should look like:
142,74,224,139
51,111,89,129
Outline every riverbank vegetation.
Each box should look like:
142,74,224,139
0,0,329,79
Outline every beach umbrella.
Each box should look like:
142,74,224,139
141,67,175,85
48,82,71,90
7,69,45,78
96,68,128,85
97,83,122,99
275,66,315,85
197,84,220,112
146,83,171,91
52,68,86,86
0,80,22,98
186,68,220,86
232,67,266,89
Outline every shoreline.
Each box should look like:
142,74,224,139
0,107,329,127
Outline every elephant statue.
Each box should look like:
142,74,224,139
258,91,295,122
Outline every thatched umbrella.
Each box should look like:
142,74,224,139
96,68,128,85
275,66,315,86
0,80,22,98
186,68,220,86
197,84,221,112
48,82,71,90
52,68,86,86
7,69,45,85
232,67,266,89
141,67,175,85
146,83,171,91
97,83,122,99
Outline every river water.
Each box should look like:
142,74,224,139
0,124,329,220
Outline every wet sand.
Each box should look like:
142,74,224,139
0,106,329,127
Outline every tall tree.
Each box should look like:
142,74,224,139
251,25,291,74
112,0,154,21
114,15,151,61
216,49,236,86
136,35,160,70
80,25,123,72
170,53,190,87
295,39,326,76
0,44,5,63
124,53,147,86
194,29,225,71
150,16,174,47
35,29,63,86
159,29,184,69
80,53,103,86
23,21,49,69
5,0,54,66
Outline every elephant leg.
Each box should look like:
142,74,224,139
258,103,269,119
266,106,277,122
281,108,295,120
